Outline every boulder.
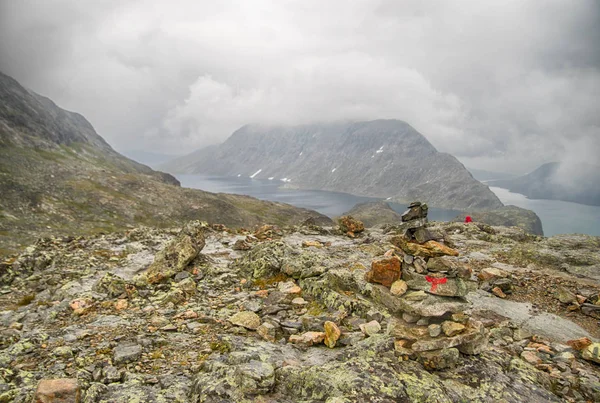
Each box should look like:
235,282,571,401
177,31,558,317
33,378,80,403
142,221,206,284
338,215,365,236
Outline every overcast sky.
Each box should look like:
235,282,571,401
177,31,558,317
1,0,598,173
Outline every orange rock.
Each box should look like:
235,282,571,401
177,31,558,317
491,287,507,299
365,256,401,287
69,298,93,315
477,267,508,282
520,351,542,365
255,290,269,298
302,240,323,248
289,331,326,346
33,378,80,403
114,299,128,311
566,337,592,351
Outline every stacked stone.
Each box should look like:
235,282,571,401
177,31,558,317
367,201,488,369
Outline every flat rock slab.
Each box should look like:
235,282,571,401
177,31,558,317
467,290,596,343
113,343,142,365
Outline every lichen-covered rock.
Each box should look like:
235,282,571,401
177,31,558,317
235,241,325,279
140,221,206,284
338,215,365,236
582,343,600,364
230,311,261,330
418,348,460,370
112,343,142,365
359,320,381,336
324,321,341,348
257,323,278,342
390,279,408,296
93,272,127,298
402,270,475,297
427,256,472,279
392,236,459,258
442,321,466,337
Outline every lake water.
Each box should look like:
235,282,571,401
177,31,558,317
176,175,600,237
489,187,600,236
177,175,462,222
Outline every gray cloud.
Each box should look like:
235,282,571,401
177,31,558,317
1,0,598,173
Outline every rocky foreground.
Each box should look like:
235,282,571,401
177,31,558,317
1,219,599,402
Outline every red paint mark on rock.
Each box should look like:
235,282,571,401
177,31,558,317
425,276,447,292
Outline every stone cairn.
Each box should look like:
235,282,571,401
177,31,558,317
366,201,488,369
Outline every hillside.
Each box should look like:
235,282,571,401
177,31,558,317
453,206,544,236
162,121,503,211
0,72,331,254
490,162,600,206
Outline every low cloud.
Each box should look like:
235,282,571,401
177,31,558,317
0,0,598,174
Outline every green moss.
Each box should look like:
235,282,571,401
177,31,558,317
210,340,232,353
17,294,36,306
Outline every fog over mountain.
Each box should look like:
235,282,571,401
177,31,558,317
1,0,598,177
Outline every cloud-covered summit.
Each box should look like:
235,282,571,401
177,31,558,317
1,0,598,173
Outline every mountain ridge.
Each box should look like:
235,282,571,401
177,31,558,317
0,71,332,254
162,120,503,211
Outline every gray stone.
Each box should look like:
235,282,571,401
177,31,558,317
428,324,442,337
113,343,142,365
359,320,382,336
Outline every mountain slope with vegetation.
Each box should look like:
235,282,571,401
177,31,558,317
162,120,503,211
0,72,330,254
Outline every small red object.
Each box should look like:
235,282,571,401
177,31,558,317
425,276,447,292
465,215,472,223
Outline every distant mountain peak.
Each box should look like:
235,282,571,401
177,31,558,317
162,120,503,210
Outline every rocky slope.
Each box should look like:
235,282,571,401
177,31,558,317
162,120,503,210
490,162,600,206
1,219,599,402
341,201,403,227
0,72,331,254
453,206,544,236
